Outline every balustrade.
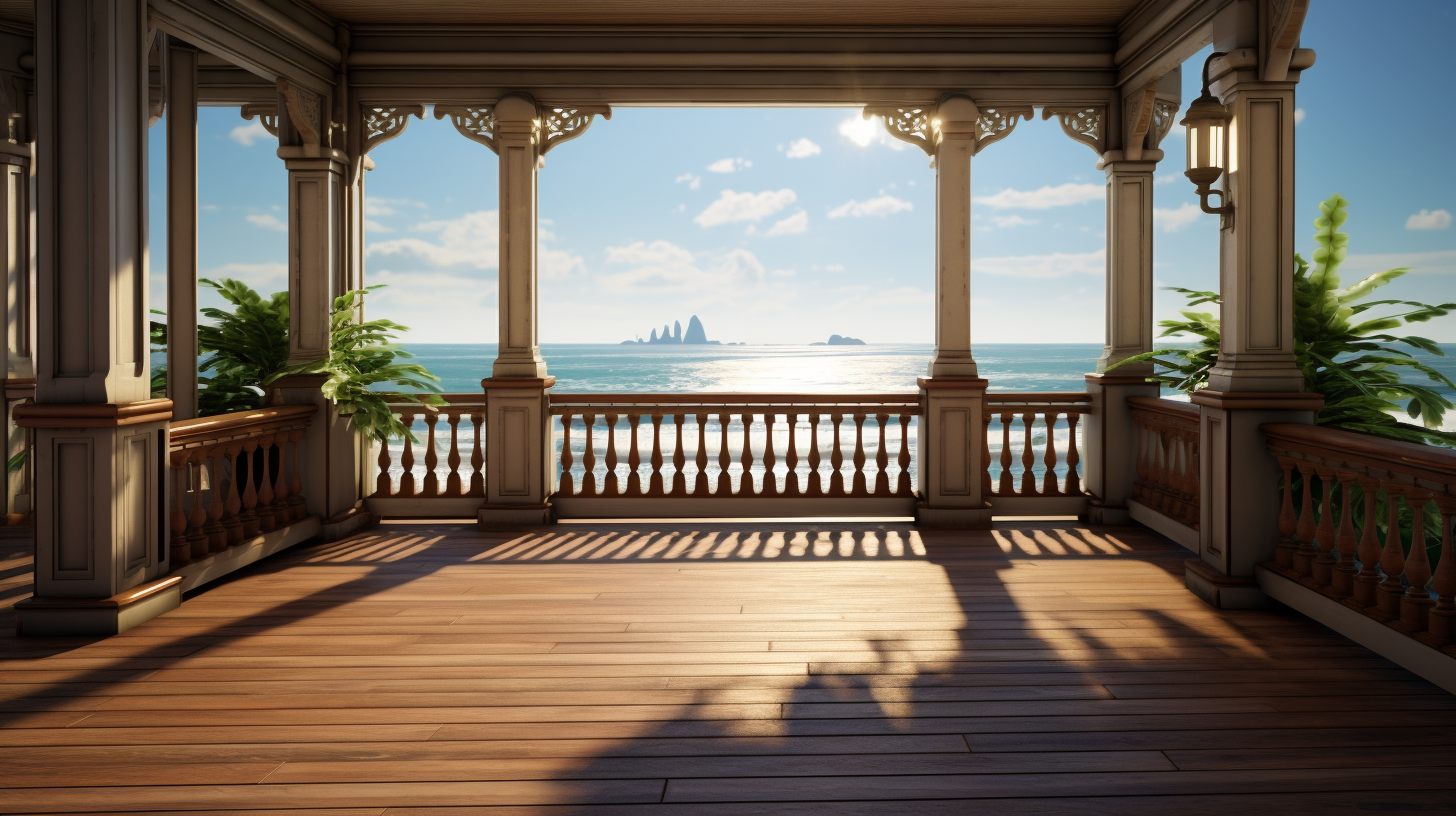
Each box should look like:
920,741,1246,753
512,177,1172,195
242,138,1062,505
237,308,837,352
1264,423,1456,650
371,396,486,499
1128,396,1201,530
982,393,1090,499
167,404,317,567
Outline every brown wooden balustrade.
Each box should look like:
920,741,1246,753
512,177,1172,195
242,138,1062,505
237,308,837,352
1264,423,1456,652
1128,396,1200,530
167,404,317,567
371,395,486,499
982,393,1090,503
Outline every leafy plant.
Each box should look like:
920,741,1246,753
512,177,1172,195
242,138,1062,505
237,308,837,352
1114,193,1456,448
279,286,444,443
196,278,290,415
150,309,168,399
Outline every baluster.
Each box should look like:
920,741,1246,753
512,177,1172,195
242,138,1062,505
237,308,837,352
806,414,823,497
998,411,1014,494
1292,461,1318,576
288,429,308,521
256,435,278,531
828,413,845,496
1311,466,1338,589
1400,491,1435,633
445,412,463,496
716,413,732,495
271,435,289,528
1042,411,1061,496
469,412,485,496
582,413,598,496
648,414,665,496
981,410,993,496
1331,472,1359,598
1274,456,1299,568
850,413,868,497
1132,418,1150,498
169,453,190,565
1186,432,1201,525
874,413,890,496
604,414,620,496
627,414,643,495
422,411,440,496
1376,483,1407,621
374,428,393,497
1152,429,1169,510
1426,497,1456,644
671,414,687,496
183,451,209,558
761,412,778,497
398,413,417,497
694,413,709,495
1019,412,1037,495
739,412,755,496
223,443,244,546
784,413,800,496
1065,413,1082,496
203,446,228,552
558,413,575,495
1352,475,1383,608
238,438,261,537
897,414,913,496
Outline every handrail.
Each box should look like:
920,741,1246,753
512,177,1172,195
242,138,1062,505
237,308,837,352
170,404,317,446
1264,423,1456,484
986,391,1095,404
550,392,919,410
1127,395,1198,421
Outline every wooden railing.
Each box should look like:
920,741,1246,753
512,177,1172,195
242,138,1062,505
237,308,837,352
1129,396,1200,531
3,377,34,520
1264,423,1456,649
982,393,1091,512
366,395,486,517
549,393,919,517
168,404,317,567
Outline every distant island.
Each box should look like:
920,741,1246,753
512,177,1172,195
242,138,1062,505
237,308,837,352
623,315,721,345
810,334,867,346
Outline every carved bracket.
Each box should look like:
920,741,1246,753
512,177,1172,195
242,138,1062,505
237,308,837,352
434,105,498,153
363,105,426,154
1041,107,1104,155
1150,98,1179,149
862,105,937,156
277,78,323,147
974,107,1032,154
240,104,279,138
538,105,612,155
1263,0,1311,81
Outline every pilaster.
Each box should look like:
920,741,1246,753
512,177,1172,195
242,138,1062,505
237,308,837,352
166,38,199,420
479,376,556,527
916,376,992,528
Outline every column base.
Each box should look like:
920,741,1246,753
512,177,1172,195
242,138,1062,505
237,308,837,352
916,502,993,529
1184,558,1271,610
323,505,378,542
1084,498,1130,525
16,576,181,637
478,502,554,528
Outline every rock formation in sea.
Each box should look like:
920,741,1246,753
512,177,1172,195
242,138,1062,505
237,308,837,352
827,334,866,345
627,315,718,344
683,315,708,344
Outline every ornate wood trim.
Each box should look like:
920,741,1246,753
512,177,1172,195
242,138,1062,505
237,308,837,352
974,107,1032,153
239,104,279,137
1041,106,1104,155
862,105,937,156
362,104,426,154
434,104,497,152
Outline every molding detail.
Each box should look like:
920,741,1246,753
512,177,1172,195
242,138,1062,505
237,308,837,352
862,105,937,156
1263,0,1311,81
1042,106,1104,155
363,104,425,154
1150,98,1179,148
434,105,498,153
538,105,612,155
240,104,279,138
974,107,1032,153
277,78,322,146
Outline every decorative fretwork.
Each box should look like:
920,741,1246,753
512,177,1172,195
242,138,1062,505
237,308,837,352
239,104,280,138
434,105,498,153
1041,107,1104,155
974,107,1032,153
1150,99,1179,148
862,106,938,156
277,78,322,146
363,105,426,154
538,106,612,155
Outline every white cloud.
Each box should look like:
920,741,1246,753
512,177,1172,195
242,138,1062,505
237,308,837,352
365,200,396,217
991,215,1038,228
200,261,288,290
694,188,796,227
675,173,701,190
1155,174,1178,185
200,204,220,211
707,157,752,173
1293,108,1306,125
785,138,822,159
766,211,808,236
974,183,1103,209
229,120,273,147
602,240,765,291
368,210,498,269
973,250,1104,279
839,115,915,151
825,263,845,272
1154,202,1207,233
828,195,913,218
771,268,796,277
246,213,286,232
363,268,497,343
1406,209,1452,231
1342,249,1456,277
540,247,588,279
364,219,394,233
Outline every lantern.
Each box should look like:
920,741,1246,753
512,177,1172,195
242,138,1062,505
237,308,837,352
1180,52,1234,218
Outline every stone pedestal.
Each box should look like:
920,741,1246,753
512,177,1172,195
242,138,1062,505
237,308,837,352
916,376,992,528
479,376,555,527
269,374,374,541
1083,373,1160,525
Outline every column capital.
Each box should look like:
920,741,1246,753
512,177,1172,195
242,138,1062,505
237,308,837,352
437,95,611,161
863,97,1031,158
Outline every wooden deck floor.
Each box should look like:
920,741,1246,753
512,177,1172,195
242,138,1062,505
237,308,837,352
1,519,1454,814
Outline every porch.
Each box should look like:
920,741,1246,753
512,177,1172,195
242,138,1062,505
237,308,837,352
3,518,1455,812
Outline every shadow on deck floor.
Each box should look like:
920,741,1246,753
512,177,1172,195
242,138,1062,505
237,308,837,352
1,518,1454,813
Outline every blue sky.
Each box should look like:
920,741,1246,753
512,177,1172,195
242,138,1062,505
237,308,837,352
149,0,1456,345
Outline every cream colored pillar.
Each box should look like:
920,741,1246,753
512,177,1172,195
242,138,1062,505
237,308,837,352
492,95,548,380
0,41,33,519
276,80,344,366
18,0,175,635
165,37,198,421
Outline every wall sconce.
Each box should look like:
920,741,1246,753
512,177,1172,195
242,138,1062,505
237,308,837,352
1181,52,1234,221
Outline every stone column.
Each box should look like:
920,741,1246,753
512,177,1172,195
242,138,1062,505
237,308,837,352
1187,44,1321,608
916,96,990,529
165,38,198,421
17,0,176,635
0,43,33,519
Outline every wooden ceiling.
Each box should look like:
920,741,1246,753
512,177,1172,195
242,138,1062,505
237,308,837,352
308,0,1144,28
